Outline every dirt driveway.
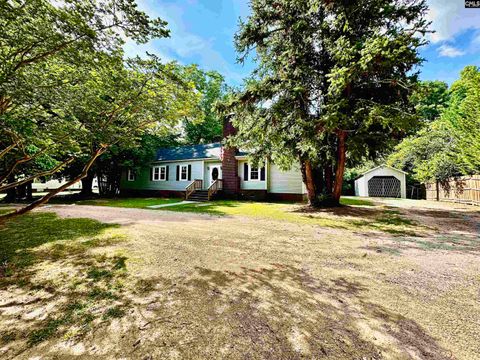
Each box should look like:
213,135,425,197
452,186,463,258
1,199,479,359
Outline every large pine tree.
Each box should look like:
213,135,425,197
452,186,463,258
224,0,429,206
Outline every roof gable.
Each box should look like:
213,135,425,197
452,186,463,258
359,164,408,177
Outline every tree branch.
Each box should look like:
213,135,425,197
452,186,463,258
0,157,74,192
0,144,16,160
0,146,108,222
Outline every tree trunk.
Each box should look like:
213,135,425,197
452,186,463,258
313,165,324,195
26,180,33,201
80,173,94,197
17,183,27,199
3,175,17,202
0,147,107,222
324,164,333,195
4,187,16,203
301,159,320,207
332,131,347,204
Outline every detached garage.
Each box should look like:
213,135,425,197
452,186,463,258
354,165,407,198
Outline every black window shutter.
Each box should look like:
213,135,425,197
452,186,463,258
150,167,153,181
188,164,192,181
176,165,180,181
260,167,265,181
166,166,169,181
244,163,248,181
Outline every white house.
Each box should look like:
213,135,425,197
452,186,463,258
354,165,407,198
120,120,307,202
120,142,307,201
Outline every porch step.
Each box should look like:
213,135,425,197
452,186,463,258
188,190,209,202
187,190,223,202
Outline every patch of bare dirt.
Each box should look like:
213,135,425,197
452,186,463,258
1,200,479,359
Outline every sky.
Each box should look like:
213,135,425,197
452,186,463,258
125,0,480,87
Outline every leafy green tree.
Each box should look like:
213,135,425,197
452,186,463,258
182,66,227,144
388,121,459,183
0,1,201,219
2,53,199,219
59,59,200,198
409,80,450,124
1,0,168,192
93,133,180,196
446,66,480,174
223,0,428,206
389,66,480,183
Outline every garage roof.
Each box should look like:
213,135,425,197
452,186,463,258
358,165,408,178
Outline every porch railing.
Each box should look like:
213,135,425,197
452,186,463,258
207,179,223,200
186,179,203,199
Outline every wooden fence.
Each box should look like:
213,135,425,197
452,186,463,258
425,176,480,205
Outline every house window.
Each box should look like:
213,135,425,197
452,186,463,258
153,166,167,181
127,170,135,181
180,165,188,181
159,166,167,181
250,166,259,181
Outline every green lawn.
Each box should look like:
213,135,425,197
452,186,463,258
3,196,418,235
339,197,376,206
0,211,128,347
153,197,375,218
75,197,182,208
59,196,417,234
46,196,386,230
68,196,374,212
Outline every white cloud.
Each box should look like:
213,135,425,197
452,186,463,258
471,30,480,47
426,0,480,43
437,44,466,57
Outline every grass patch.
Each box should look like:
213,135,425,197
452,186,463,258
0,212,131,347
76,197,182,208
340,197,375,206
158,200,350,228
24,254,130,346
0,213,118,277
103,306,126,320
376,211,415,226
28,318,66,345
86,267,113,280
394,234,480,252
88,287,119,300
160,197,373,218
351,210,421,237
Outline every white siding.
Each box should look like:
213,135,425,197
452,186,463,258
238,160,266,190
268,163,304,194
143,161,203,191
354,177,366,196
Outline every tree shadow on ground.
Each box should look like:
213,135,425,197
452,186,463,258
160,200,254,216
0,212,130,359
364,207,480,254
107,264,451,360
292,204,424,237
0,212,119,276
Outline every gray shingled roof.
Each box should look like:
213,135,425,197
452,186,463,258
155,142,222,162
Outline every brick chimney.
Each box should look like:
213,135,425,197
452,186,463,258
221,116,239,196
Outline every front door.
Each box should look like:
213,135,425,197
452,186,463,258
209,165,222,185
